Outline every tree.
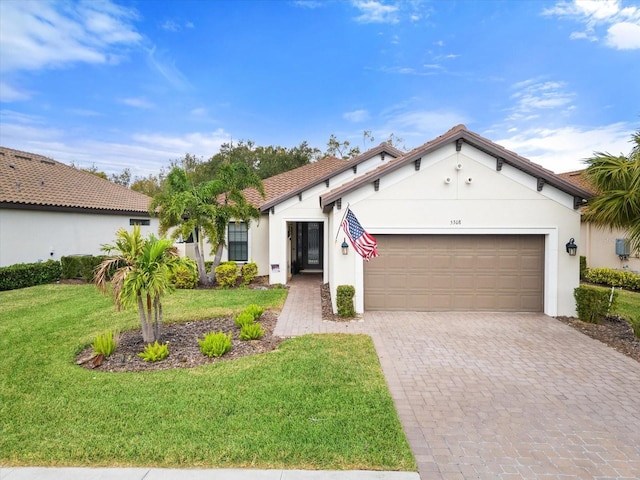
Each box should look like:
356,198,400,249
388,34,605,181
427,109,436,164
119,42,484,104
583,130,640,252
325,134,361,159
130,172,165,197
150,162,265,285
110,168,131,187
94,226,178,343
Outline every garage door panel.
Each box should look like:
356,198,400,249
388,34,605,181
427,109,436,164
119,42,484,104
364,235,543,312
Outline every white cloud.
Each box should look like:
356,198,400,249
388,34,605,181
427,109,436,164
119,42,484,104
161,19,195,32
343,109,370,123
382,109,469,142
0,82,31,102
120,98,154,109
190,107,208,117
146,46,192,91
293,1,324,8
0,0,141,73
606,21,640,49
508,79,575,121
543,0,640,50
352,1,399,24
496,123,633,173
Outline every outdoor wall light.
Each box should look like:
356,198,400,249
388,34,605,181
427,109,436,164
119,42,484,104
341,239,349,255
565,238,577,256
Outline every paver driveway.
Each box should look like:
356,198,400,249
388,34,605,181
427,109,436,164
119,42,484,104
275,275,640,479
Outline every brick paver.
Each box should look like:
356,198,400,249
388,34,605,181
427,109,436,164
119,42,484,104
276,274,640,479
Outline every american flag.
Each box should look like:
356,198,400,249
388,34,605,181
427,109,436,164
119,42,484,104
341,208,379,261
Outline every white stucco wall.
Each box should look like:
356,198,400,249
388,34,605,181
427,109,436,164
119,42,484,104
329,144,582,317
0,208,159,267
581,222,640,273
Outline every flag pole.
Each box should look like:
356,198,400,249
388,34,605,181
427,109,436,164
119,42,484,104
334,203,350,243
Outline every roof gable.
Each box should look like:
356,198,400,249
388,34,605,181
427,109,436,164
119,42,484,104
320,125,594,212
0,146,152,214
245,142,403,212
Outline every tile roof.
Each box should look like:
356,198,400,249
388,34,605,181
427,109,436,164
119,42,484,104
245,142,403,212
320,125,595,211
557,169,596,194
0,146,152,214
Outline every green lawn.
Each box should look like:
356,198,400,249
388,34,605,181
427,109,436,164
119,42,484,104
610,287,640,336
0,284,415,471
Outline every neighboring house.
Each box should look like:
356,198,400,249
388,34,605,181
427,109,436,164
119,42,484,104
559,169,640,273
202,125,592,317
0,146,158,267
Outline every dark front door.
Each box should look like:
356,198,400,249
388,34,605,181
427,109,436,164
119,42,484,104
297,222,323,271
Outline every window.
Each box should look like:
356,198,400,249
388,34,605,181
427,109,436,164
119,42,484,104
130,219,150,226
228,223,248,261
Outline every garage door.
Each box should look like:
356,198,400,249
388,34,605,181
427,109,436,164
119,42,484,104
364,235,544,312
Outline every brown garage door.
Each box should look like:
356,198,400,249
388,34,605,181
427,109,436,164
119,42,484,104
364,235,544,312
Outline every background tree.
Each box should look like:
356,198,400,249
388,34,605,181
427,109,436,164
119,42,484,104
583,129,640,252
110,168,131,187
325,134,360,159
94,226,178,343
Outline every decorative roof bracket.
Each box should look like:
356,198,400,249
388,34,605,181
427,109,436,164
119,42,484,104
374,179,380,191
325,179,329,187
456,139,463,152
298,193,302,201
496,157,504,171
415,158,422,171
352,165,357,174
337,198,342,210
574,196,584,210
537,178,545,192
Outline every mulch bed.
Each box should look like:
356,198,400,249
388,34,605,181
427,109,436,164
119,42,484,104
556,315,640,363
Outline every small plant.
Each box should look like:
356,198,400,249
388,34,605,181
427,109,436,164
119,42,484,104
234,311,255,328
241,262,258,286
170,258,198,289
215,262,239,289
240,322,265,340
337,285,356,318
244,304,264,320
92,330,119,357
574,285,618,324
137,341,169,362
198,331,232,357
579,255,587,281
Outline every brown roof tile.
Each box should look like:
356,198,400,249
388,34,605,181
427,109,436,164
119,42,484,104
0,146,152,213
557,169,596,195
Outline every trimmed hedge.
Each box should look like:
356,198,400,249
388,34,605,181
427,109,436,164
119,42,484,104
60,255,105,282
336,285,356,318
584,267,640,291
574,285,618,323
0,260,62,291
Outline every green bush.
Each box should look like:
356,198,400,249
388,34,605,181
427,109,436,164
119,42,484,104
138,341,169,362
584,267,640,291
170,258,198,289
574,285,618,324
60,255,104,282
244,304,264,321
92,330,119,357
241,262,258,286
198,331,232,357
0,260,62,291
240,322,264,340
215,262,239,289
336,285,356,318
234,311,255,328
579,255,587,280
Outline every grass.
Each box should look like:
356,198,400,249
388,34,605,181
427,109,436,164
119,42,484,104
0,284,415,470
587,284,640,336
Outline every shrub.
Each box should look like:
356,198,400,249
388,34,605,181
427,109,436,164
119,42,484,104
0,260,62,291
198,331,232,357
584,267,640,291
137,341,169,362
92,330,119,357
579,255,587,280
170,258,198,289
336,285,356,318
241,262,258,286
215,262,239,289
240,322,264,340
244,304,264,321
61,255,104,282
234,311,255,328
574,285,618,324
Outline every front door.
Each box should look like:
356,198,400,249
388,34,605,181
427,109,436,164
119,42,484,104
297,222,323,271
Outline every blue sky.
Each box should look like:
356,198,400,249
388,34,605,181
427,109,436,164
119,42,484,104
1,0,639,178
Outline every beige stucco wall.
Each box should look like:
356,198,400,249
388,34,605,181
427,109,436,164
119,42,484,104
329,143,582,317
581,222,640,273
0,208,159,267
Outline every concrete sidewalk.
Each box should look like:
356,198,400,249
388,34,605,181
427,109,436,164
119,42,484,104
0,467,419,480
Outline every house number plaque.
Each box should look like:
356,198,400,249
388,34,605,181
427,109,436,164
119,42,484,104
450,220,462,225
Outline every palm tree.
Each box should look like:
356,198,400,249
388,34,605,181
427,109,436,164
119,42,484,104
150,162,264,285
95,226,178,343
583,129,640,252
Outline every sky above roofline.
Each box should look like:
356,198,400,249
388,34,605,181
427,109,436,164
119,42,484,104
0,0,638,178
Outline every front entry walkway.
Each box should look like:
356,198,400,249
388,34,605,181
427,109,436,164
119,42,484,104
276,275,640,479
